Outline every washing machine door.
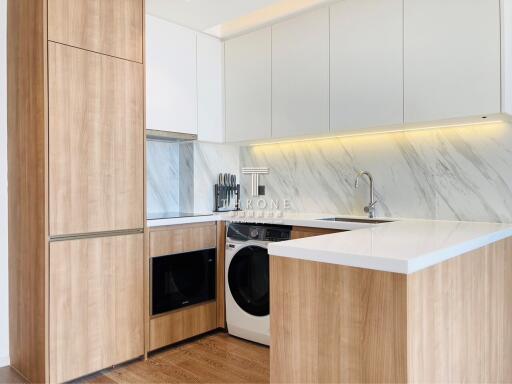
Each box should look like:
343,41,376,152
228,245,269,317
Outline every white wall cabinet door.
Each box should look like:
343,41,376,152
404,0,501,123
225,28,271,142
272,8,329,138
330,0,403,132
146,15,198,134
197,34,224,143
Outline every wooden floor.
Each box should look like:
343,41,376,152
0,332,270,384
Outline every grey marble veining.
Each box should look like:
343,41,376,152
147,140,240,216
194,142,240,212
146,140,181,215
240,123,512,223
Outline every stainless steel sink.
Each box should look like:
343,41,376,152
317,217,393,224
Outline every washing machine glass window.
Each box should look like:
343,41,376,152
228,245,269,317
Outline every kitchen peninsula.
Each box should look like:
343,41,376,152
268,219,512,383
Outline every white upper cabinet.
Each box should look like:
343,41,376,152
146,15,197,134
502,0,512,116
330,0,403,132
225,28,272,142
272,8,330,138
197,34,224,143
404,0,501,123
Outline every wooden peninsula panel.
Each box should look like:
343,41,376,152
270,237,512,383
270,257,407,383
407,237,512,383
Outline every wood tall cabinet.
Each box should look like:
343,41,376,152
8,1,145,382
48,42,144,236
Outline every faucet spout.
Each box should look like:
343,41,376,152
354,170,377,218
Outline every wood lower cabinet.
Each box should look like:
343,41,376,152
148,222,224,351
48,42,144,237
270,237,512,383
49,234,144,383
48,0,143,62
149,222,217,257
150,302,217,351
291,226,343,239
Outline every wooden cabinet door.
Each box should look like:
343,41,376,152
225,28,271,142
271,7,329,138
404,0,500,123
49,234,144,383
146,15,198,135
48,0,143,62
330,0,403,132
291,226,343,240
48,42,144,236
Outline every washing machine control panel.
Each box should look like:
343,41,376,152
227,223,291,242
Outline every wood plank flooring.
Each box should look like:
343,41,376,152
0,333,270,384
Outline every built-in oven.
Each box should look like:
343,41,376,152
151,248,216,316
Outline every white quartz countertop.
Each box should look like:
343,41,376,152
268,219,512,274
146,211,390,231
146,212,512,274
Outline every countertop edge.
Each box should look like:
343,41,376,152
268,227,512,274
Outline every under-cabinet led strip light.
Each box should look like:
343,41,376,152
249,119,505,147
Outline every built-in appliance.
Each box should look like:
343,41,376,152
225,222,291,345
151,249,216,316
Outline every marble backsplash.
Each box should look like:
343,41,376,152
239,122,512,223
147,140,239,215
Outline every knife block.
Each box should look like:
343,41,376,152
214,183,241,212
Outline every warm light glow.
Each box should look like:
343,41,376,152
205,0,335,39
249,120,507,148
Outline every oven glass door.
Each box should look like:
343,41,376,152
152,248,216,316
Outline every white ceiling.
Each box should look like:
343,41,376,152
146,0,280,32
146,0,335,39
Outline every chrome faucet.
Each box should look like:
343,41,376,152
354,171,377,218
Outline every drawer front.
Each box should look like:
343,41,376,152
150,223,217,257
149,302,217,351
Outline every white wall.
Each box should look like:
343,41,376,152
0,0,9,368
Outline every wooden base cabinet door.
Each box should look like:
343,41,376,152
49,234,144,383
48,42,144,237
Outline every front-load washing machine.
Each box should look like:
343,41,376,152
225,222,291,345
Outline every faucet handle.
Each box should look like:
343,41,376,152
364,200,378,217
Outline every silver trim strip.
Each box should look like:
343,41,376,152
146,130,197,142
49,228,144,242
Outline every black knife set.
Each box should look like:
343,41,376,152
214,173,240,212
